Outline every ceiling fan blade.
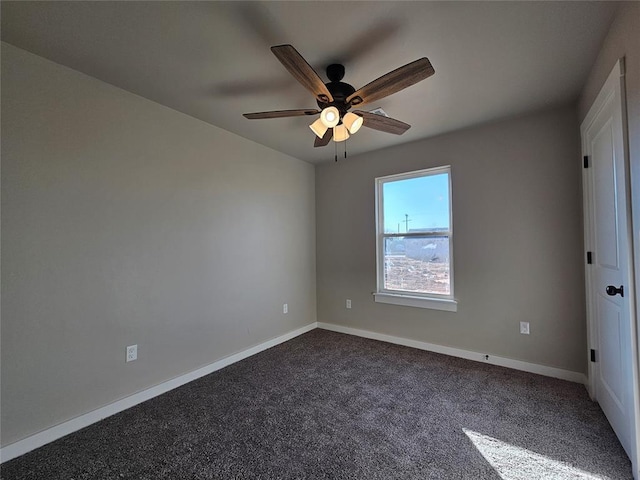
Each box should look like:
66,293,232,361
314,129,333,147
271,45,334,103
347,58,434,107
243,109,320,119
353,110,411,135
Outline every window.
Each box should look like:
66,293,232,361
374,166,456,311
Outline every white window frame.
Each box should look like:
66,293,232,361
374,166,457,312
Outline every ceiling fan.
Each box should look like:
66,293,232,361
243,45,435,147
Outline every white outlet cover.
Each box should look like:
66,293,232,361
520,322,530,335
126,344,138,362
346,299,352,309
283,303,288,314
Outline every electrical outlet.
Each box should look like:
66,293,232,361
346,299,352,309
283,303,288,314
126,344,137,362
520,322,530,335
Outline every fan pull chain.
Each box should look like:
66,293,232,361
344,136,347,159
334,137,338,162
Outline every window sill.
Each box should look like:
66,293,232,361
373,292,458,312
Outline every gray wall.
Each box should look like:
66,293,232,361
316,105,586,373
1,43,316,446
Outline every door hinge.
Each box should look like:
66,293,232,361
590,349,596,362
587,251,593,264
583,155,589,168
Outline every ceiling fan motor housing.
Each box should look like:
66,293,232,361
316,64,356,119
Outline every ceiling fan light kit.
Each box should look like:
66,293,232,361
243,44,435,150
310,107,359,142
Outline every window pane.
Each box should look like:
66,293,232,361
383,236,450,295
383,173,449,234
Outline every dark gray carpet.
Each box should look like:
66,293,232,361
1,329,632,479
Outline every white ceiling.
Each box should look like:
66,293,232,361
1,1,618,164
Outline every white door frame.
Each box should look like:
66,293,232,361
581,57,640,478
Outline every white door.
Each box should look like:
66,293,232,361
582,59,636,461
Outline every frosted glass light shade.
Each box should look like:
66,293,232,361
333,124,350,142
320,106,340,128
343,112,363,134
309,118,329,138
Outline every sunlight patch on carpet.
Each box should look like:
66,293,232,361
463,429,611,480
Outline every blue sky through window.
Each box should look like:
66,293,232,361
383,173,449,233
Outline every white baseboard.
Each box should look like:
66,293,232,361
317,322,588,385
0,322,318,463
